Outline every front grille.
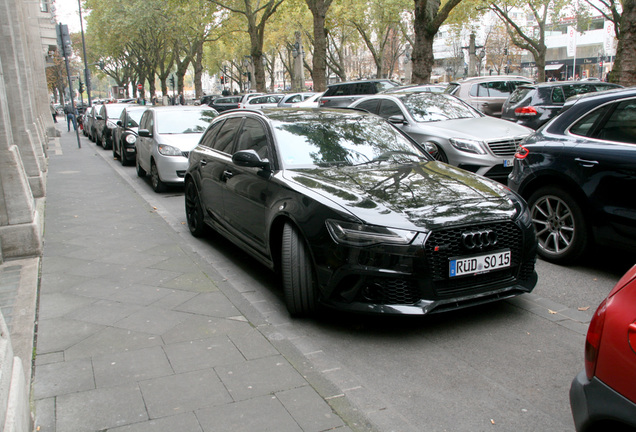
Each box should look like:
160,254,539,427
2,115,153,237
486,137,525,157
424,222,523,298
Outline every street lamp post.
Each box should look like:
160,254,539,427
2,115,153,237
77,0,92,107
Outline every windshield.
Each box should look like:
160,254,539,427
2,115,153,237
271,111,431,168
126,110,145,128
156,109,217,134
401,94,482,122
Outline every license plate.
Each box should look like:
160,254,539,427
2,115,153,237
503,158,514,168
449,250,511,277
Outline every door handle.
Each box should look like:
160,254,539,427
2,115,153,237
200,159,207,166
222,170,234,180
575,158,599,168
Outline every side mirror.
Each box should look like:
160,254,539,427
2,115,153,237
232,149,270,170
388,115,407,125
117,120,123,126
138,129,152,138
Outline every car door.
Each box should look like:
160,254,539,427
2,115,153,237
136,110,154,172
222,117,273,255
568,98,636,245
199,117,243,229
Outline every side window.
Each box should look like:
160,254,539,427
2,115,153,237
332,85,350,96
593,100,636,144
356,99,379,114
288,95,302,103
485,81,510,97
235,118,269,160
198,120,225,149
470,84,482,97
212,117,243,153
570,105,612,137
139,112,150,130
551,88,565,104
378,101,403,119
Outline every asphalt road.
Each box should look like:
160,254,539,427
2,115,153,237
94,141,635,432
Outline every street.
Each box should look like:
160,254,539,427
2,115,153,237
94,140,633,432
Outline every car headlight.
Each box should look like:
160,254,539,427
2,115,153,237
326,220,417,246
449,138,487,155
125,134,137,144
157,144,182,156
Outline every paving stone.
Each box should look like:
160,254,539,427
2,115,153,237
215,355,308,402
139,369,232,419
277,386,345,432
228,328,279,360
161,315,253,345
174,292,240,318
56,383,148,431
35,317,105,355
64,327,163,361
37,292,96,320
163,336,246,373
92,346,174,388
108,413,203,432
33,358,95,399
66,299,143,326
195,394,302,432
113,306,191,335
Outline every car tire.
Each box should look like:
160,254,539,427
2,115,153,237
112,141,118,159
528,186,588,264
102,133,111,150
185,181,207,237
431,143,449,163
150,160,167,192
120,148,130,166
281,223,317,317
136,155,146,177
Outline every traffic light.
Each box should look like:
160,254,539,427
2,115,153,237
79,80,84,93
169,75,175,89
220,75,224,84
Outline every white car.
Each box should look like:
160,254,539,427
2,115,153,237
135,106,218,192
291,92,323,108
241,93,284,109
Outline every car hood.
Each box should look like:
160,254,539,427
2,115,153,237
284,161,518,231
420,117,532,140
155,133,203,150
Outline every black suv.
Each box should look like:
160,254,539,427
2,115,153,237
502,81,622,129
508,87,636,264
318,79,399,107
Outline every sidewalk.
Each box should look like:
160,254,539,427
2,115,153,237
30,124,356,431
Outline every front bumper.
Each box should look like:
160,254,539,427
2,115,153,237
315,220,538,315
154,154,188,184
570,370,636,432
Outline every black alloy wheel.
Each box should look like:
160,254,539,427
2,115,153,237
528,186,588,264
430,143,449,163
281,223,317,316
185,181,207,237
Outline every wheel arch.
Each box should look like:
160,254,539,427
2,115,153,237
518,172,590,213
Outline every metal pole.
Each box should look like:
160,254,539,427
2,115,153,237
78,0,92,107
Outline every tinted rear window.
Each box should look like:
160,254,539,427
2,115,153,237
508,87,532,104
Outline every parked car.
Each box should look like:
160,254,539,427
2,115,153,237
135,105,218,192
94,103,133,149
501,81,622,129
349,92,532,182
445,75,534,117
237,93,264,109
112,105,146,166
83,106,97,140
384,84,446,94
241,93,284,109
277,92,316,107
184,108,538,317
208,95,241,112
508,87,636,264
291,92,323,108
199,94,221,106
570,264,636,432
318,79,400,107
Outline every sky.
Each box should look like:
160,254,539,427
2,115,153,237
54,0,87,33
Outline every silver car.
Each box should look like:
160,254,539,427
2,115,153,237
135,106,218,192
350,92,532,182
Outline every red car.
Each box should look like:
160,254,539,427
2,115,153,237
570,264,636,431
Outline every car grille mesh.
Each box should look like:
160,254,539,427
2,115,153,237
364,278,420,304
487,137,525,156
424,222,525,298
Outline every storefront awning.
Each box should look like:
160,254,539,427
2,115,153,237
545,64,564,70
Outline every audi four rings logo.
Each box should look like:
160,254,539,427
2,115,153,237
461,230,498,250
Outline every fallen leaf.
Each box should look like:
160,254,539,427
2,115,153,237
578,306,590,311
548,309,557,314
490,419,495,425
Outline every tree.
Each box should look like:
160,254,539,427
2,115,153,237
411,0,465,84
209,0,286,92
612,0,636,85
304,0,333,91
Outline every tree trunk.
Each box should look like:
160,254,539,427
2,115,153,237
194,42,204,98
411,28,435,84
308,0,330,92
612,0,636,85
